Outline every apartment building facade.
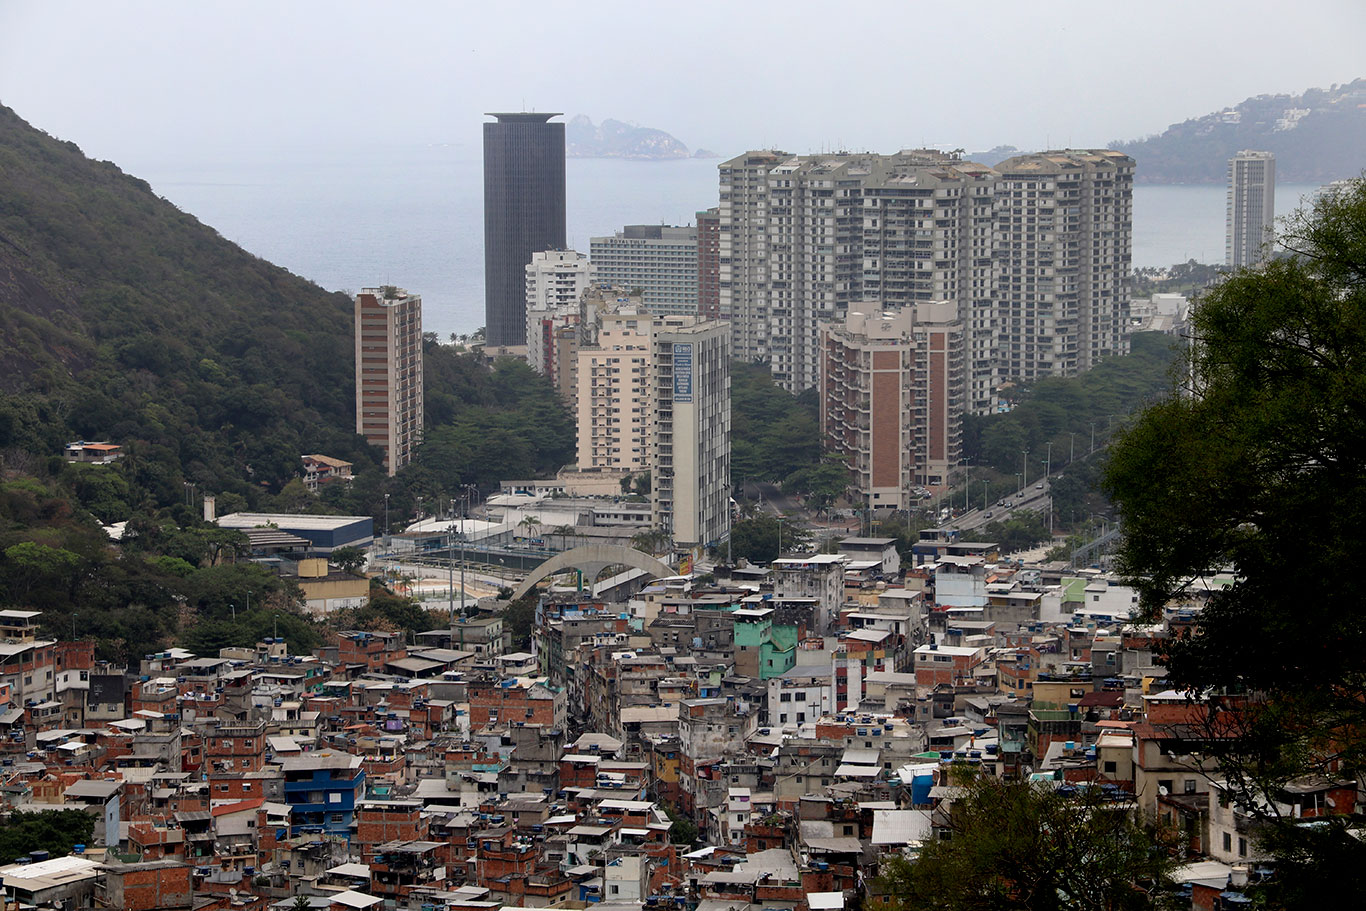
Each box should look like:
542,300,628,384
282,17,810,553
653,319,730,548
590,225,699,317
993,150,1134,382
354,287,423,475
820,303,965,510
575,300,731,547
719,148,1133,410
524,249,593,381
1226,149,1276,269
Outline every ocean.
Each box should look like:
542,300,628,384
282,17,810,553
136,147,1322,340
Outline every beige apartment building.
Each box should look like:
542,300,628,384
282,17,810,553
354,287,423,475
575,300,731,548
576,306,657,473
820,303,965,510
654,320,730,548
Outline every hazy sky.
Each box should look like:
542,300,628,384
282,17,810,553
3,0,1364,169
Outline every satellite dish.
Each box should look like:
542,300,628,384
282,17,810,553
1158,786,1168,796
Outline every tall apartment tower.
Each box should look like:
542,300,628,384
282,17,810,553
696,208,721,321
860,156,997,411
590,225,699,317
1226,150,1276,268
524,249,593,378
355,287,424,476
484,112,566,348
575,299,731,548
719,148,1132,410
654,320,730,549
718,150,785,363
576,306,657,474
993,150,1135,384
720,150,997,401
819,303,964,511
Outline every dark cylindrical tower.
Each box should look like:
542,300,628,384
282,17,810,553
483,112,566,348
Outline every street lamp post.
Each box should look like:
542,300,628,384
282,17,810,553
1069,432,1075,463
1045,441,1052,480
1090,423,1096,454
1021,450,1029,490
384,493,390,541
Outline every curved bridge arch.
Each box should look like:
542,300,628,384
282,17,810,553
508,544,675,602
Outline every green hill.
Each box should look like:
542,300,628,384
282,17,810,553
0,102,373,506
1111,79,1366,184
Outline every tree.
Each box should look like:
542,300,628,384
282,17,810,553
631,529,673,556
1104,178,1366,891
0,809,96,864
330,546,367,575
662,802,699,846
876,775,1176,911
784,458,850,510
728,516,783,564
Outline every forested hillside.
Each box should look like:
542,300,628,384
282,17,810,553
1111,78,1366,184
0,102,373,505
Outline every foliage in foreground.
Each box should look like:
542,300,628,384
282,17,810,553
1105,178,1366,886
876,776,1176,911
0,810,95,865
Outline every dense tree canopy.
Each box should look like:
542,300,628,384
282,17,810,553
1105,178,1366,892
877,775,1176,911
0,810,95,865
964,332,1179,479
730,362,822,487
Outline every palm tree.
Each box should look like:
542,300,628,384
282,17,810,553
631,529,673,556
551,525,578,552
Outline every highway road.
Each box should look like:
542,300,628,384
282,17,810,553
948,479,1054,533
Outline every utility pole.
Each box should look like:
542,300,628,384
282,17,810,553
1090,423,1096,454
1069,432,1075,462
1022,449,1029,490
1045,441,1052,479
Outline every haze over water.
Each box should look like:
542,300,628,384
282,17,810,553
137,148,1321,340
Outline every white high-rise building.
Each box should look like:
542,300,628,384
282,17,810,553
524,250,593,377
994,150,1135,382
590,226,698,317
1226,150,1276,269
718,148,1134,411
654,320,730,549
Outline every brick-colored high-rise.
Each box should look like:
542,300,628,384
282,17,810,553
820,303,964,510
354,287,423,475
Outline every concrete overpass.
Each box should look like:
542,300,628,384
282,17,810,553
508,544,675,602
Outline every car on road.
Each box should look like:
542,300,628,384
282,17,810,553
1036,482,1045,489
984,511,993,518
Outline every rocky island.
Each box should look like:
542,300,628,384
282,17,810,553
566,115,715,160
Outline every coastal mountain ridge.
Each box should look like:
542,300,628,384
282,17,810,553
1109,78,1366,184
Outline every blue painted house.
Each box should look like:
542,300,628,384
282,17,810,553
280,750,365,838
